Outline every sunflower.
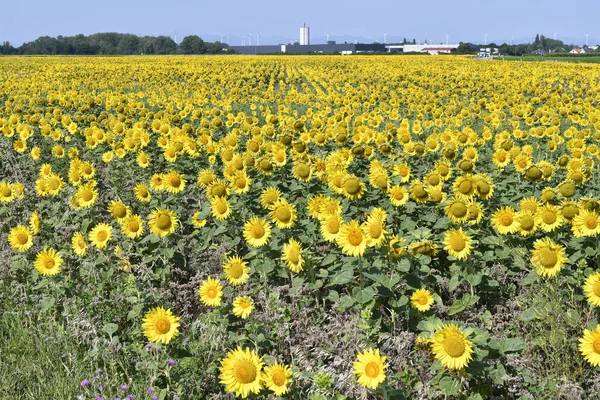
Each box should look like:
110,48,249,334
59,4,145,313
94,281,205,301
164,170,186,194
453,175,476,199
293,161,312,182
8,225,33,252
583,273,600,307
282,238,304,272
341,175,366,200
337,220,367,257
572,210,600,238
0,182,14,202
198,277,223,307
317,197,343,220
411,289,435,312
74,183,98,208
352,348,387,389
535,205,563,232
134,183,152,203
33,248,63,277
409,180,429,203
219,347,264,398
270,200,297,229
149,173,166,192
388,185,409,207
230,171,251,194
191,211,207,228
232,296,254,319
197,169,217,188
474,174,494,200
362,216,387,248
519,197,540,214
445,198,470,224
388,235,406,258
431,324,474,370
243,217,272,248
409,240,438,256
211,196,232,221
121,215,144,239
148,209,178,238
320,214,342,243
491,206,519,234
142,307,180,345
223,255,250,286
443,228,472,260
262,362,292,396
71,232,87,256
531,237,569,278
108,200,130,221
89,223,112,249
260,186,281,209
578,325,600,367
29,211,40,235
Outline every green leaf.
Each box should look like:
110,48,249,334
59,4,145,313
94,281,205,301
102,323,118,336
448,293,479,316
40,296,55,313
438,376,461,396
327,268,354,287
354,286,378,304
448,275,461,291
320,254,338,267
397,259,411,272
337,295,355,311
518,307,537,322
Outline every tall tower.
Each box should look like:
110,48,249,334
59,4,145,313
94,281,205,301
300,23,310,45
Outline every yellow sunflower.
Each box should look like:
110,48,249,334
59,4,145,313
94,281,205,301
260,186,281,209
443,228,472,260
134,183,152,203
411,289,435,312
164,170,186,194
198,277,223,307
572,210,600,238
223,255,250,286
352,348,387,389
29,211,40,235
431,324,474,370
108,200,130,221
211,196,232,221
262,362,292,396
583,273,600,307
387,185,409,207
491,206,519,234
232,296,254,319
243,217,272,248
270,200,297,229
33,248,63,277
531,237,569,278
0,182,14,202
320,214,342,243
191,211,207,228
362,216,387,248
282,238,304,272
535,204,563,232
75,183,98,208
142,307,180,344
71,232,87,256
337,220,367,257
578,325,600,367
219,347,264,398
89,223,112,249
121,215,145,239
8,225,34,252
341,174,366,200
148,209,178,238
445,198,470,224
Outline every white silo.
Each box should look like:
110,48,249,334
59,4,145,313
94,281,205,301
300,23,310,45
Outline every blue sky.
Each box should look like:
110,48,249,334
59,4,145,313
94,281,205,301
1,0,598,46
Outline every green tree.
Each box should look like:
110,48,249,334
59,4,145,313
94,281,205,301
179,35,206,54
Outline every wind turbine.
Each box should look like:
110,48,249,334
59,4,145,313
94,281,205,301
257,30,260,46
446,34,449,45
586,34,589,47
484,33,488,45
326,33,330,43
383,33,387,44
553,32,557,40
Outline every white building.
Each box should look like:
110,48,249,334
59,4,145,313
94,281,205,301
385,44,459,54
300,24,310,45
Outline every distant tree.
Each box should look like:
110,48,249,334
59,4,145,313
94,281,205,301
412,38,416,44
456,42,476,54
153,36,177,54
403,38,407,44
179,35,206,54
0,41,16,54
118,34,141,54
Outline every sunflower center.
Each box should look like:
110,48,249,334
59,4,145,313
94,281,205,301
542,210,556,225
344,178,361,195
593,338,600,354
348,229,363,246
450,203,467,218
585,215,598,230
365,362,380,378
235,177,247,188
448,235,466,251
154,318,170,334
128,220,139,231
477,181,490,195
169,175,181,187
229,262,243,279
233,360,257,384
275,206,291,223
427,175,440,186
287,247,300,264
374,175,388,189
418,295,428,305
44,259,55,269
458,180,472,194
327,219,340,234
593,281,600,297
520,215,534,230
538,247,558,268
271,369,286,386
1,187,12,197
369,223,382,239
559,182,575,197
443,335,466,358
212,185,226,197
296,164,310,178
251,224,265,238
393,188,406,200
263,192,278,205
48,179,59,190
138,187,149,197
215,200,227,214
207,287,217,298
113,204,126,218
156,214,172,230
97,231,107,241
16,232,29,245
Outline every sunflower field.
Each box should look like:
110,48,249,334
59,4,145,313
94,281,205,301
1,55,600,399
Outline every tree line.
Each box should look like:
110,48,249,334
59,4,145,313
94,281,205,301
454,34,599,56
0,33,232,55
